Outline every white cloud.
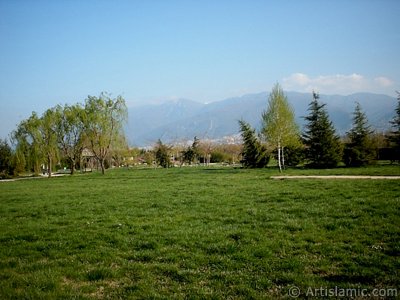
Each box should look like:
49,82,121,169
282,73,395,95
374,76,393,87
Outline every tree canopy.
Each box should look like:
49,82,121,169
154,139,171,168
11,93,128,176
262,83,300,171
302,92,343,168
83,93,127,174
344,102,376,166
239,120,269,168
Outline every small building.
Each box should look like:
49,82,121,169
81,148,97,172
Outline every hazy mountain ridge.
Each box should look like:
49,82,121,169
126,92,397,147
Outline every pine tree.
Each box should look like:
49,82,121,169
344,102,376,166
182,136,200,165
262,83,301,171
239,120,269,168
303,92,342,168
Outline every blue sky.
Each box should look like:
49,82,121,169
0,0,399,139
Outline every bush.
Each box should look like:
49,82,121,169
210,151,228,163
343,143,377,167
283,146,305,167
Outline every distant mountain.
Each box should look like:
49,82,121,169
126,92,397,147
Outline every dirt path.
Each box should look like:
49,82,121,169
271,175,400,180
0,173,68,182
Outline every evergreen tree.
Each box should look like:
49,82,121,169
344,102,376,166
239,120,269,168
281,144,305,167
262,83,301,171
182,136,200,165
154,139,171,168
303,92,342,168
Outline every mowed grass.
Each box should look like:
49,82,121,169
0,166,399,299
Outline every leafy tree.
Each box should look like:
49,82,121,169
210,150,228,163
12,109,59,177
344,102,376,166
262,83,301,171
303,92,343,168
388,91,400,161
182,136,200,165
39,108,59,177
239,120,269,168
83,93,127,174
154,139,171,168
0,139,14,177
13,145,26,175
13,112,43,175
111,133,129,167
55,104,85,175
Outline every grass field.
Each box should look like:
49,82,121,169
0,165,399,299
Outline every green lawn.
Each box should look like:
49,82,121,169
0,166,399,299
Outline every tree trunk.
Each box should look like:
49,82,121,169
277,144,282,172
100,158,105,175
282,146,285,170
47,155,52,178
70,160,75,175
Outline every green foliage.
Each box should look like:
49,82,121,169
154,139,171,168
0,139,14,178
12,112,43,175
262,83,301,170
13,146,26,175
344,102,377,166
13,108,60,177
388,91,400,159
55,104,86,174
303,92,343,168
210,150,228,163
0,167,399,298
239,120,270,168
39,108,60,177
83,93,128,174
182,136,200,165
12,93,128,176
282,145,305,167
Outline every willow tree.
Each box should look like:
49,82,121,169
262,84,301,172
39,108,59,177
55,104,85,174
12,109,59,177
13,112,43,175
83,93,127,175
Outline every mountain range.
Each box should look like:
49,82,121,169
125,92,397,147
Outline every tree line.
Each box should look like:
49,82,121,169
0,93,127,178
0,86,399,177
240,84,400,170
